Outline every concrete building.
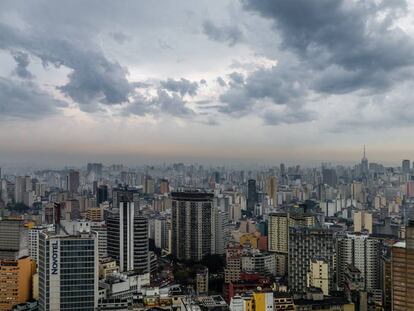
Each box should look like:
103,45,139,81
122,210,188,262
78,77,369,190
0,219,28,260
268,213,316,275
288,227,335,294
107,202,149,273
38,229,99,311
0,257,36,311
171,191,214,261
336,233,381,291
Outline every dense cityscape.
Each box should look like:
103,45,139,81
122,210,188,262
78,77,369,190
0,150,413,310
3,0,414,310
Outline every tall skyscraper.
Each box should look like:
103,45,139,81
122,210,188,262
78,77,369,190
288,227,335,293
171,191,213,261
402,159,411,175
391,221,414,310
265,176,278,207
66,170,80,194
38,229,99,311
336,234,381,291
96,185,108,204
14,176,31,204
322,168,337,187
247,179,257,212
107,201,149,273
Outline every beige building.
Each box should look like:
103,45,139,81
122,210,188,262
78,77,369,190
196,268,209,295
268,213,316,275
307,258,329,296
353,210,372,234
99,257,119,279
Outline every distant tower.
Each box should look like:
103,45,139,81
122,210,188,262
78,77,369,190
360,145,369,177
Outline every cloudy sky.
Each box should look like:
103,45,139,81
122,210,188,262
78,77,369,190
1,0,414,167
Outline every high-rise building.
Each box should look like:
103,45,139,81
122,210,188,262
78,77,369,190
402,159,411,175
14,176,31,204
391,221,414,310
353,210,373,233
288,227,335,293
154,217,168,250
107,202,149,273
247,180,257,212
307,258,329,295
336,234,381,291
29,226,49,264
212,208,230,255
265,176,278,207
87,163,103,178
112,187,140,213
96,185,108,204
38,229,99,311
0,257,36,310
66,170,80,194
171,191,214,261
322,168,337,187
268,213,317,275
159,179,170,194
0,219,28,260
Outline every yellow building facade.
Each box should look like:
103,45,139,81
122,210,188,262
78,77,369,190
0,257,36,310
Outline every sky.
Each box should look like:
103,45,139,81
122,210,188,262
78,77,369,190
1,0,414,167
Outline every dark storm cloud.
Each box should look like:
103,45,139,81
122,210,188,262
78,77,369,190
0,77,66,119
0,22,133,111
242,0,414,93
11,51,34,79
159,78,199,96
202,20,244,46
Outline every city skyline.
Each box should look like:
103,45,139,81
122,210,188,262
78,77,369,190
2,0,414,166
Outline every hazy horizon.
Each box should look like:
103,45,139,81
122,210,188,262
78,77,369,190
1,0,414,168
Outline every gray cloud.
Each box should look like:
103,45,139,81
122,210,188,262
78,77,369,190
126,88,194,117
0,22,133,110
0,77,66,119
242,0,414,93
228,72,244,85
219,64,307,116
109,32,131,44
159,78,198,96
202,20,244,46
11,51,34,79
216,77,227,87
261,107,316,126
